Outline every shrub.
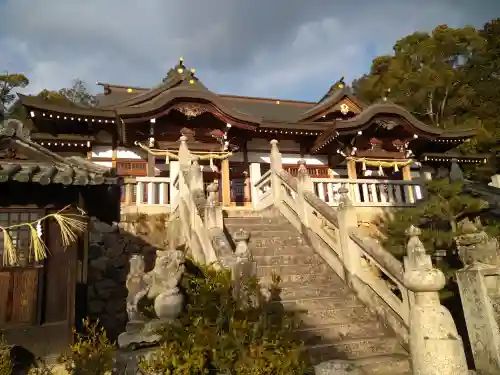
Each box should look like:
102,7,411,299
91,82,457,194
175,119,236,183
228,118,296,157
58,318,115,375
139,262,311,375
0,336,13,375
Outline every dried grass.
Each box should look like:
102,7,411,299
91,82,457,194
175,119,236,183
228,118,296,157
1,205,87,267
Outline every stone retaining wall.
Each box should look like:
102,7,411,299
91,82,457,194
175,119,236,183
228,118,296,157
87,213,170,338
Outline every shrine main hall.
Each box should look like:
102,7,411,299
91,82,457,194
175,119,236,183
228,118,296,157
16,58,486,210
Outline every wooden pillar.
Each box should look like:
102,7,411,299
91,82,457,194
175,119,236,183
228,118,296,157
243,171,251,206
347,159,357,179
111,148,117,169
402,164,415,203
221,158,231,207
147,153,155,177
111,135,118,169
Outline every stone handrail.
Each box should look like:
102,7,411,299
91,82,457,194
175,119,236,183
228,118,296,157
254,140,411,344
171,136,219,265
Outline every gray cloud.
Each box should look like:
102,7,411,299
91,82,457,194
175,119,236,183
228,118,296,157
1,0,499,101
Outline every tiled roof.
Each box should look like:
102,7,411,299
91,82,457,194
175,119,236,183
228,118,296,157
0,119,118,186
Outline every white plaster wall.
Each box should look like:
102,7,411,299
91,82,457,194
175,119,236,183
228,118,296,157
247,139,300,152
247,151,328,166
93,161,112,168
91,146,146,159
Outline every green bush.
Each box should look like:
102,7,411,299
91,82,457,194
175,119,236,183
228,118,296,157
377,179,500,300
0,336,13,375
378,180,497,259
58,318,115,375
139,262,311,375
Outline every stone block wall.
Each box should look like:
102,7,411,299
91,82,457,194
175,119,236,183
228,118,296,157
86,213,170,338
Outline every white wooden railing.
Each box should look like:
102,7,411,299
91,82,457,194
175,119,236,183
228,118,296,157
312,178,423,206
122,176,170,206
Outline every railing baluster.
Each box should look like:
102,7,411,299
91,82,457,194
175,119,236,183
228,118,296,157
361,183,369,203
326,182,334,205
380,183,388,203
387,183,395,203
136,182,144,205
394,184,403,204
370,183,379,203
317,182,326,202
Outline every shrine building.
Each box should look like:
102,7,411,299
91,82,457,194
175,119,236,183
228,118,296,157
16,58,488,212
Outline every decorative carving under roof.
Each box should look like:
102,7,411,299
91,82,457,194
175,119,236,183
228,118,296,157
174,103,207,118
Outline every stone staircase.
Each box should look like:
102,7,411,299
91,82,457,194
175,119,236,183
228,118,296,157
224,209,411,375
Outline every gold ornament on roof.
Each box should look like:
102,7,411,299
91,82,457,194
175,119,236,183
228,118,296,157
177,68,184,73
179,57,184,62
340,103,350,115
189,79,195,84
127,88,133,93
338,83,344,88
175,103,207,118
190,68,196,73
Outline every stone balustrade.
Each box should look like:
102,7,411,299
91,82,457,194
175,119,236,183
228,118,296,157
252,139,475,374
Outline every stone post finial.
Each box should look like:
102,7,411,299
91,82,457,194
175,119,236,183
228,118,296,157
296,159,313,193
178,135,190,167
405,225,431,269
338,186,353,209
450,158,464,182
270,139,282,170
455,218,500,266
189,156,203,190
403,224,469,375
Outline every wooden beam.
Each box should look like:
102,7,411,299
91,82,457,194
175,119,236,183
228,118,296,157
221,158,231,207
347,159,357,179
402,164,414,203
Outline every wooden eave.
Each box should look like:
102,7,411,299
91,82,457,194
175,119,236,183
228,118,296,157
0,119,118,186
18,94,116,119
297,88,365,122
333,103,477,139
115,86,261,123
421,152,491,164
30,133,95,142
310,104,478,154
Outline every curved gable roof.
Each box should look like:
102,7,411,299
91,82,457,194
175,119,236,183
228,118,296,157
334,103,476,138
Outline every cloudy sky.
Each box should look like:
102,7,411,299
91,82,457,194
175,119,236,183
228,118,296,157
1,0,499,102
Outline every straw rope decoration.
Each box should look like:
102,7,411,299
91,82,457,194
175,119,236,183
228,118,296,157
135,141,233,160
1,205,87,266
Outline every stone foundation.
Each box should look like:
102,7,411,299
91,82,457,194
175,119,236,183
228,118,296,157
87,213,170,338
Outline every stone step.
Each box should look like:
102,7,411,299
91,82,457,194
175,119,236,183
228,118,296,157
353,354,412,375
307,336,407,364
228,229,299,238
249,236,309,248
259,272,343,287
223,209,281,218
313,354,411,375
298,321,388,346
280,296,363,311
253,253,325,267
224,219,291,227
294,305,375,327
250,243,315,257
257,263,335,277
277,283,350,300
